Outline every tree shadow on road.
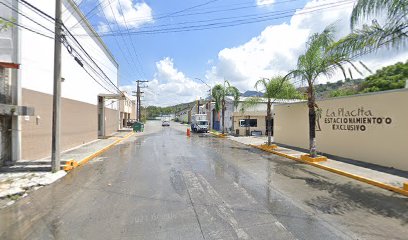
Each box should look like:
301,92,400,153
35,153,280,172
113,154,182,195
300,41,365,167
274,163,408,225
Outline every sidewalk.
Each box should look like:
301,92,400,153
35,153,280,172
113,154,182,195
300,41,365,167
226,135,408,196
0,131,133,208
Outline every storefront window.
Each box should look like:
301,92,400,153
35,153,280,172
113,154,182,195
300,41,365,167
239,119,257,127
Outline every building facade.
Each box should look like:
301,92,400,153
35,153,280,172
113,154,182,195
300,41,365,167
274,89,408,171
0,0,121,163
119,92,136,128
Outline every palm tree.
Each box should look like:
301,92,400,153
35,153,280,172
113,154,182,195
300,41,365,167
250,76,302,146
333,0,407,56
211,80,240,134
286,26,357,158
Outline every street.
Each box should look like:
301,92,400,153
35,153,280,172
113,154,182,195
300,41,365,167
0,121,407,240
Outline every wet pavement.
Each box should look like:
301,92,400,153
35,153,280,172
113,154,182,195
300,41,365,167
0,121,407,239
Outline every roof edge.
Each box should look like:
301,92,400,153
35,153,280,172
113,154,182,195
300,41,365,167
65,0,118,68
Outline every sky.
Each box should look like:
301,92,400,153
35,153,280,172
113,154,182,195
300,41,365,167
70,0,408,106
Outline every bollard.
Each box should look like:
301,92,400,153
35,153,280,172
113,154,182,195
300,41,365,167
186,128,191,137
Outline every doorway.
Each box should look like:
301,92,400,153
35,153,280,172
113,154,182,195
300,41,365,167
97,96,104,137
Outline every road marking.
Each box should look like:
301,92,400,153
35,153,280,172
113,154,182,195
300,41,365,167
232,182,257,204
183,171,249,239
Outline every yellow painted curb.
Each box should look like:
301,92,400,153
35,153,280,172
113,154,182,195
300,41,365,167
209,132,226,138
65,132,135,171
250,144,408,197
259,144,278,150
78,132,134,166
63,159,78,171
300,154,328,163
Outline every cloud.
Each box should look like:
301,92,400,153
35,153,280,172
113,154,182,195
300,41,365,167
206,0,408,91
122,58,207,106
256,0,275,7
96,22,110,34
101,0,153,29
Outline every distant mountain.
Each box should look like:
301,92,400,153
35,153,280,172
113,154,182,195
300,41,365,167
241,90,263,97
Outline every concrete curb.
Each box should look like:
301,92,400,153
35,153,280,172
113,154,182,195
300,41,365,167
63,132,134,171
250,144,408,197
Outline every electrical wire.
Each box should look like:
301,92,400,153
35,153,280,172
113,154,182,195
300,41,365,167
5,1,129,97
69,0,221,30
75,0,354,37
14,0,140,101
96,4,137,81
120,0,301,25
115,0,147,79
69,0,110,29
18,0,54,22
0,1,53,34
0,16,53,39
104,0,145,81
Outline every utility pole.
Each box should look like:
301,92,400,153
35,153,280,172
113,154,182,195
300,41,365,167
139,91,144,121
51,0,62,172
194,78,212,129
135,80,148,121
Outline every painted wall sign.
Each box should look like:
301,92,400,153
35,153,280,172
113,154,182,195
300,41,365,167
318,107,392,132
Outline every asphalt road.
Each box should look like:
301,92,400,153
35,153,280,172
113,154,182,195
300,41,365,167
0,121,407,240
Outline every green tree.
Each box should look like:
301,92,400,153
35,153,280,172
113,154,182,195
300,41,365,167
248,76,302,146
0,18,15,32
328,88,358,97
333,0,407,56
360,60,408,92
211,80,240,134
286,26,357,157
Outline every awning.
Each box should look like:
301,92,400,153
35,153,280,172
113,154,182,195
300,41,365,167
98,93,126,100
0,62,20,69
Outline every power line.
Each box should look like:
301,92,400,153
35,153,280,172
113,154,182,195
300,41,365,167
8,0,125,96
103,0,145,80
97,2,135,79
69,0,221,30
13,0,135,90
120,0,301,25
0,1,53,34
69,0,110,29
115,0,147,80
75,0,354,37
62,27,123,93
0,16,53,39
18,0,54,22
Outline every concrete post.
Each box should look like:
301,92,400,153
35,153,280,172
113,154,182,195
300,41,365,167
11,0,21,164
51,0,62,172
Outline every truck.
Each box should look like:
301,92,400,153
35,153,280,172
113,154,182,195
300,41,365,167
161,115,171,127
191,114,209,133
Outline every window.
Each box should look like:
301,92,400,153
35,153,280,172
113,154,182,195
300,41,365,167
198,120,208,125
239,119,257,127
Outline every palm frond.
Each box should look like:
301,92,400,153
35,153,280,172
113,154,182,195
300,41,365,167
348,68,354,79
226,85,240,109
359,61,373,74
332,21,408,57
350,0,407,29
254,78,267,92
211,84,224,113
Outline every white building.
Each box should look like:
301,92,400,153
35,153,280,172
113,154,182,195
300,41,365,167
209,96,302,135
0,0,122,163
